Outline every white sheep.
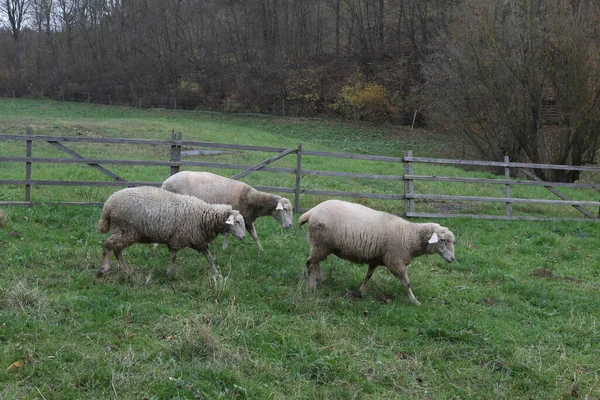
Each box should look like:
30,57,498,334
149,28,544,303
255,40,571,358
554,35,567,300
161,171,293,251
298,199,455,305
96,186,246,277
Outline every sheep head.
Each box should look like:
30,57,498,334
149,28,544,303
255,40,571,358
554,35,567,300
426,226,455,263
272,198,293,228
226,211,246,240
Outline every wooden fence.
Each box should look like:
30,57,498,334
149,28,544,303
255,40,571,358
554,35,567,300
1,129,599,222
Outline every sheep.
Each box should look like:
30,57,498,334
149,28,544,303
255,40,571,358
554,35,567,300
298,199,455,305
96,186,246,278
161,171,293,251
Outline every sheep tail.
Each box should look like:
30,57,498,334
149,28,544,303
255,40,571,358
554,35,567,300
97,212,110,234
298,210,311,225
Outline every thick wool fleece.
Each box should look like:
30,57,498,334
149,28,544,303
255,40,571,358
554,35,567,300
98,186,235,251
299,199,455,304
162,171,290,226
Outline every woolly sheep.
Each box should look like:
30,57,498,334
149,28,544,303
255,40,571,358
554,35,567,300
162,171,293,251
298,199,455,305
96,186,246,277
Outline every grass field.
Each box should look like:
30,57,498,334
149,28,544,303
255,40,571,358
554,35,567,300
1,99,600,399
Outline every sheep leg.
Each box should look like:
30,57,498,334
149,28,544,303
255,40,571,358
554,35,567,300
222,233,230,249
199,248,221,276
114,249,132,274
387,264,421,305
97,232,131,277
166,249,178,278
306,260,324,293
358,264,378,297
248,223,264,252
306,255,326,292
96,246,113,277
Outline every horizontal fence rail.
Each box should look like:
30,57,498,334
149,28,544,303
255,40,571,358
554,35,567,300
1,129,599,222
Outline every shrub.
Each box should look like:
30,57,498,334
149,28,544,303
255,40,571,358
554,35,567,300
333,79,395,121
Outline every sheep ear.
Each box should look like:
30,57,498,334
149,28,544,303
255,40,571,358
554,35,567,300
226,215,235,225
276,202,284,210
428,232,439,244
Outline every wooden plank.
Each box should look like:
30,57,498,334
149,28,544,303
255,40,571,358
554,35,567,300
504,156,511,218
0,201,105,207
0,156,173,166
404,150,414,215
252,186,296,194
170,131,182,176
406,193,600,206
295,144,302,213
404,156,600,172
48,141,126,181
25,128,32,202
0,134,177,146
518,168,597,219
300,189,403,200
302,169,403,181
405,175,600,189
405,212,600,223
230,148,296,180
302,150,403,163
1,155,404,180
0,134,291,153
0,156,297,174
0,180,160,187
180,140,288,153
180,161,294,174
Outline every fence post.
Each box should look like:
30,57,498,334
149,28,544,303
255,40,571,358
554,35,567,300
170,130,182,176
294,143,303,213
25,127,33,203
403,150,414,216
504,155,511,219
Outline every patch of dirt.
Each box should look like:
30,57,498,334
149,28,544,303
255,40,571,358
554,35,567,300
530,268,582,283
373,293,396,304
9,231,21,238
343,290,363,300
478,359,508,373
531,268,557,279
482,297,497,306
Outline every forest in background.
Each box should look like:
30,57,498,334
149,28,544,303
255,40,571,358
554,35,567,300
1,0,443,123
1,0,600,179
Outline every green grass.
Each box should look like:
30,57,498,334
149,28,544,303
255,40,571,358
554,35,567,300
1,99,600,399
3,99,599,219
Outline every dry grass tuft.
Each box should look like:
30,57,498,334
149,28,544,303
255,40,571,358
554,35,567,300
0,209,9,228
1,280,47,312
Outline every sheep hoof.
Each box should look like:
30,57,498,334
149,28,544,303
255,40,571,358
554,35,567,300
344,290,364,300
210,267,222,279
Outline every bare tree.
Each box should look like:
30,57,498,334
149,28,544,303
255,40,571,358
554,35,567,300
32,0,53,35
0,0,452,120
1,0,31,68
423,0,600,181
